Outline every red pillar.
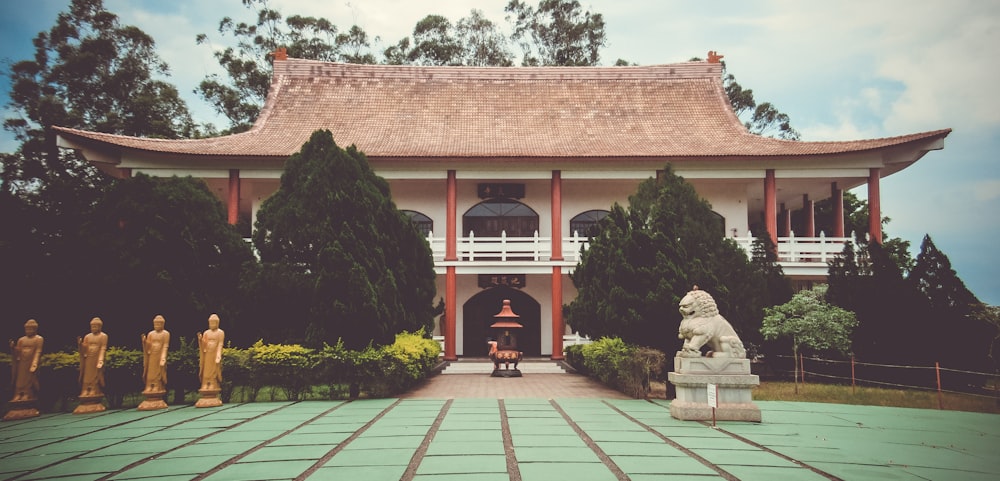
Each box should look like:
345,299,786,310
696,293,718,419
832,182,845,237
550,171,563,261
444,268,457,361
550,171,564,360
868,168,882,244
227,169,240,225
444,170,458,361
803,194,815,237
446,171,457,262
118,168,132,179
551,267,564,360
764,169,777,245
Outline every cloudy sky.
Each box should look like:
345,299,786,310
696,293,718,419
3,0,999,304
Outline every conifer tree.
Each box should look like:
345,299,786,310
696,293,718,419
250,130,436,349
82,174,253,347
908,235,993,371
566,165,767,352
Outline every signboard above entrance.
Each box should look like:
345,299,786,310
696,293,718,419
478,183,525,199
479,274,526,289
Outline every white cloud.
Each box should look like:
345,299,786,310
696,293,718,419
872,4,1000,133
973,179,1000,201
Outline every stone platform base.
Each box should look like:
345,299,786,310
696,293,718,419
668,356,761,422
3,400,40,421
491,369,522,378
668,401,761,422
137,391,168,411
73,395,106,414
195,389,223,408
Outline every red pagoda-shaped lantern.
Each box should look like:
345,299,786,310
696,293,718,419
488,299,524,377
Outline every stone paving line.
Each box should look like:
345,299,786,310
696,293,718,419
0,371,998,480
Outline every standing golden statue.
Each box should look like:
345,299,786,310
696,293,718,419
195,313,224,407
4,319,43,420
74,317,108,414
138,315,170,410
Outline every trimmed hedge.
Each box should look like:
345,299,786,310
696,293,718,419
1,330,441,412
564,338,667,398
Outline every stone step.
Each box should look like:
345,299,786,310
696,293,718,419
439,358,571,374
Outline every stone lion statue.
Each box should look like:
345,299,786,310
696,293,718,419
677,287,746,358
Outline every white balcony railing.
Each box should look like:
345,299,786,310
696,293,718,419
427,231,588,263
426,230,850,272
731,231,850,265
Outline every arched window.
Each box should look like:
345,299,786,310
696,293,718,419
401,210,433,237
570,209,610,238
463,198,539,237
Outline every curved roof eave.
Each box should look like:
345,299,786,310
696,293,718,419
52,59,951,164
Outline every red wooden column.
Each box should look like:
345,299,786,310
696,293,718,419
764,169,777,245
227,169,240,225
803,194,815,237
550,171,563,261
831,182,845,237
550,171,564,360
868,168,882,244
444,170,458,361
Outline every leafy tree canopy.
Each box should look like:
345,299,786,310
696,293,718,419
5,0,196,153
196,0,378,131
722,64,800,140
505,0,606,66
250,130,437,349
387,10,514,67
762,284,857,358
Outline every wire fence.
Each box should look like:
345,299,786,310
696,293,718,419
759,354,1000,408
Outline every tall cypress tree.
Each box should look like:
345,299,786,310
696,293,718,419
908,235,992,371
250,130,437,349
566,165,766,352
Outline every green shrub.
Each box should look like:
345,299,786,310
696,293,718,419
563,344,588,375
578,338,667,399
221,345,251,402
372,330,441,396
582,337,633,388
316,330,440,399
248,340,317,401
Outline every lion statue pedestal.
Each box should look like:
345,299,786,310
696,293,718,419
668,288,761,422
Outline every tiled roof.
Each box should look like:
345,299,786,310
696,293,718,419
54,58,950,159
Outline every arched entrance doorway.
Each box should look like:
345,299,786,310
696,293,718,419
463,287,540,357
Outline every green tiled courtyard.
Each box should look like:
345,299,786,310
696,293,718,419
2,396,998,481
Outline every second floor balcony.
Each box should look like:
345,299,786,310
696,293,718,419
427,231,849,278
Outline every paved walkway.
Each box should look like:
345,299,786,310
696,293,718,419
2,363,998,481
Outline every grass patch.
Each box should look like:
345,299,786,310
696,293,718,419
651,381,1000,414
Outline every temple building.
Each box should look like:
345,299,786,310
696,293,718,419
54,53,950,360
